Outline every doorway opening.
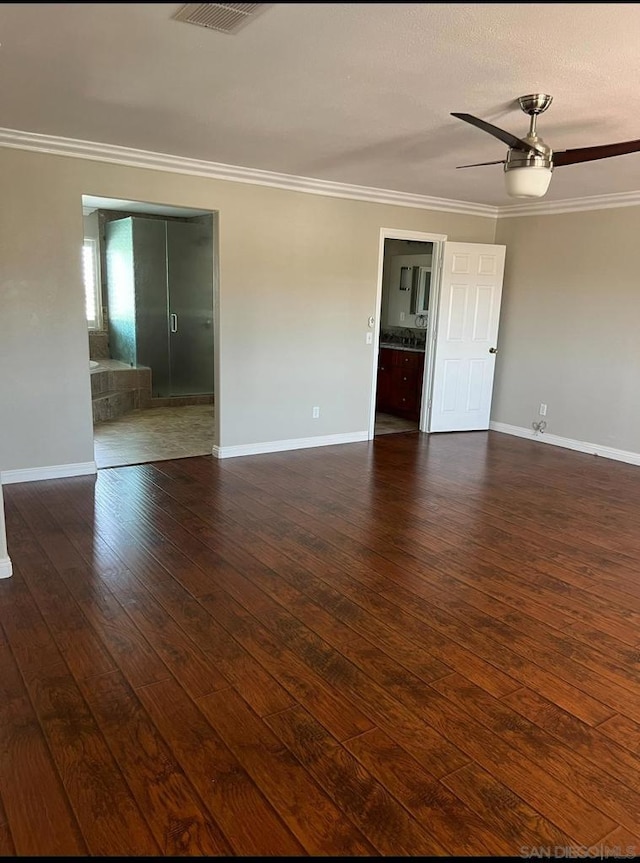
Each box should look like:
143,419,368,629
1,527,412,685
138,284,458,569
82,195,218,469
370,229,446,439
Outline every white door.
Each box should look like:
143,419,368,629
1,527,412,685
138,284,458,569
428,242,506,432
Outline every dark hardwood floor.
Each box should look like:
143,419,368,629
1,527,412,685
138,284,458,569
2,429,640,856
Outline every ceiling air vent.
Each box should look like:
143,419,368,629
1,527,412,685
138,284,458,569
172,3,269,34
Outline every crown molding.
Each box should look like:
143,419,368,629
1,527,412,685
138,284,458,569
497,189,640,218
3,127,639,219
0,127,497,218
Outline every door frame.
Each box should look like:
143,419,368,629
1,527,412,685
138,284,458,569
368,228,447,440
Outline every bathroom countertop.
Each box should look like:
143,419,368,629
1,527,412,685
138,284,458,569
379,342,426,353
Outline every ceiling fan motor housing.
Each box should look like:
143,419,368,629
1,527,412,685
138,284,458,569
504,143,553,172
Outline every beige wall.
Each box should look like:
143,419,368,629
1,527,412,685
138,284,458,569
0,147,495,472
493,206,640,454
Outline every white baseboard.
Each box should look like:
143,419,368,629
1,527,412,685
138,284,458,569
490,422,640,467
213,431,369,459
0,557,12,578
0,461,98,485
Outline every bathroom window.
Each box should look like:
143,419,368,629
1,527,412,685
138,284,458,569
82,237,102,329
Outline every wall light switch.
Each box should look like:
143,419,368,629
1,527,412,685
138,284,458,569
365,332,373,344
400,312,406,321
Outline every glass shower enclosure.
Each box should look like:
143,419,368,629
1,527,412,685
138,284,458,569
105,214,214,398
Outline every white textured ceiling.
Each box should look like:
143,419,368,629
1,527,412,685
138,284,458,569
2,3,640,206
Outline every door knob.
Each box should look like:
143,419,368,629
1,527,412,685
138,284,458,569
489,347,498,354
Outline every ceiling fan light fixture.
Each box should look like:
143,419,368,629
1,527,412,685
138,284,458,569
504,165,553,198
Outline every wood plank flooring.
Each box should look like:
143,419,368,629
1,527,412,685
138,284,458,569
2,429,640,856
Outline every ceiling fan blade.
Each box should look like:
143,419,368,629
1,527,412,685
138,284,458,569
553,138,640,167
456,159,506,169
451,112,535,152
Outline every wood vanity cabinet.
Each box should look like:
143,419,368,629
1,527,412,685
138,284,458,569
376,347,425,421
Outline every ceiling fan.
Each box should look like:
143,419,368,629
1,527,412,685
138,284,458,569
452,94,640,198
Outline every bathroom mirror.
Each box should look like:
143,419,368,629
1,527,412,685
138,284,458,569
399,266,413,291
410,266,431,315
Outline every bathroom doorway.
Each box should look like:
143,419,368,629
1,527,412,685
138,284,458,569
82,195,218,468
373,236,434,436
369,228,447,439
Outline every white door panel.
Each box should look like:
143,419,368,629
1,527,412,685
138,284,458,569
429,242,506,432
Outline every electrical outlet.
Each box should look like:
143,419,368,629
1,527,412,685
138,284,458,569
539,403,547,416
532,420,547,434
312,406,320,419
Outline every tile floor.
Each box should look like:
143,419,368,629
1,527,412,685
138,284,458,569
374,412,419,436
93,404,215,469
